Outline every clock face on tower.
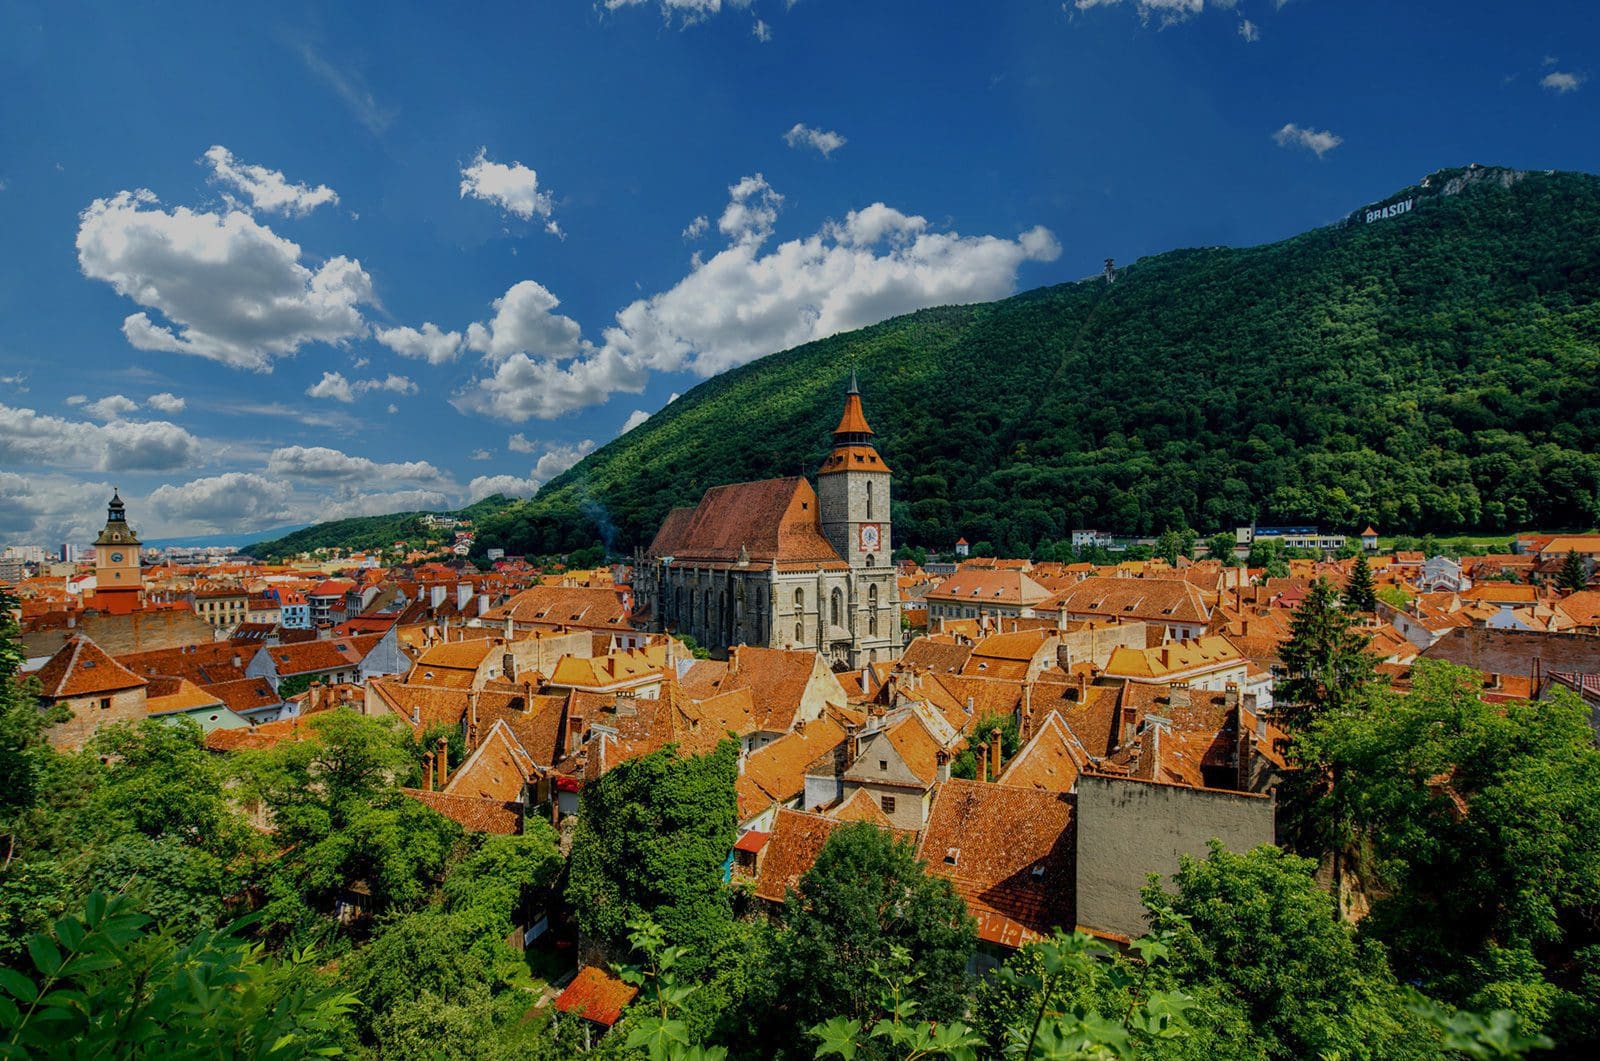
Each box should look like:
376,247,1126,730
110,552,124,563
858,524,881,551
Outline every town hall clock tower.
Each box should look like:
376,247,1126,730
92,490,144,615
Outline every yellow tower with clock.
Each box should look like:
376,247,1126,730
92,489,144,615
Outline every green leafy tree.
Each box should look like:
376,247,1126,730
949,713,1019,780
0,891,358,1058
1275,577,1375,732
1344,551,1378,612
1246,538,1290,579
810,944,983,1060
614,915,730,1061
1154,527,1196,566
1142,842,1443,1059
766,822,976,1037
1557,549,1588,592
971,929,1212,1060
1299,662,1600,1043
567,741,738,962
1205,532,1239,564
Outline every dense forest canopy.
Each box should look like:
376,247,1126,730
470,165,1600,558
243,495,515,562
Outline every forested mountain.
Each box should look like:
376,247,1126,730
242,495,515,562
476,165,1600,558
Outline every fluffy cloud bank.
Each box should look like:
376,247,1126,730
450,177,1059,420
77,189,373,370
0,403,202,472
265,445,449,486
466,438,595,501
148,472,294,532
305,372,418,402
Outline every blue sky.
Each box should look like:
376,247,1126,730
1,0,1596,546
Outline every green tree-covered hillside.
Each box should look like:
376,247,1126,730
498,166,1594,555
243,494,515,562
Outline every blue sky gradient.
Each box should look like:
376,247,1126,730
1,0,1596,544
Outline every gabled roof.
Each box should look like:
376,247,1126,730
997,712,1089,794
204,676,282,714
443,719,535,801
827,786,896,828
1048,576,1210,625
260,634,385,677
737,715,848,819
554,966,638,1028
917,779,1077,948
897,637,973,675
32,637,147,698
716,646,839,732
753,808,845,903
645,477,845,567
483,585,630,628
844,711,946,788
925,569,1052,607
402,789,522,834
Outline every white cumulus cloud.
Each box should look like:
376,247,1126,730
460,148,561,235
306,371,417,402
452,178,1060,421
784,123,847,157
1541,71,1585,93
374,322,463,364
1273,122,1343,157
507,433,536,453
1238,18,1259,41
0,403,202,473
466,438,595,502
77,189,373,370
266,445,449,486
146,392,187,415
148,472,294,532
464,280,585,363
621,409,651,433
203,146,339,216
84,394,140,421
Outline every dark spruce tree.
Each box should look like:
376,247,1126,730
1275,577,1375,732
1343,552,1377,612
1558,549,1589,593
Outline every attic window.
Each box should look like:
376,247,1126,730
878,759,888,772
1031,864,1046,880
881,795,896,814
82,660,95,668
801,501,809,510
945,847,960,865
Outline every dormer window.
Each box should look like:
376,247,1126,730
945,848,960,865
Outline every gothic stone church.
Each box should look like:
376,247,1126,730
633,376,901,669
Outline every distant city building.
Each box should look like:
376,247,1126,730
1234,525,1346,552
954,537,970,558
1071,529,1115,549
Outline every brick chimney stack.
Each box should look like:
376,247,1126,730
989,727,1003,781
434,736,448,789
423,752,435,791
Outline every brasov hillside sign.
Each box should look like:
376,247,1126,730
1365,198,1414,223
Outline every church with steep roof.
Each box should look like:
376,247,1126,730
633,374,901,668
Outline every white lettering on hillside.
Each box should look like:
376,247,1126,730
1365,198,1414,224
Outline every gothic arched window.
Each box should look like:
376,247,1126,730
830,587,843,628
794,588,804,613
868,584,880,636
866,480,874,520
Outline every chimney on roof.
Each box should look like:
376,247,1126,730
467,690,480,748
989,726,1003,781
568,716,585,756
503,652,516,682
936,749,951,783
435,736,449,789
423,752,435,791
523,679,534,714
457,582,472,611
1225,682,1240,710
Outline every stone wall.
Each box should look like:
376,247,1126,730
1074,774,1275,940
24,610,216,660
48,686,147,750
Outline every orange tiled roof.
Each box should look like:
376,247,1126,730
442,719,535,801
483,585,630,629
262,634,384,677
1047,576,1210,626
754,807,845,903
738,715,848,818
917,779,1076,948
402,789,522,834
32,637,147,698
555,966,638,1027
926,569,1051,608
652,477,846,568
997,712,1089,794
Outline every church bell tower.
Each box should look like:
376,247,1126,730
816,370,892,568
92,490,143,615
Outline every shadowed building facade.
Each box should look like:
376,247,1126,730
633,375,900,669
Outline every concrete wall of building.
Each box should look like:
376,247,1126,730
840,779,930,831
1056,623,1148,669
1074,774,1275,940
48,686,146,750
